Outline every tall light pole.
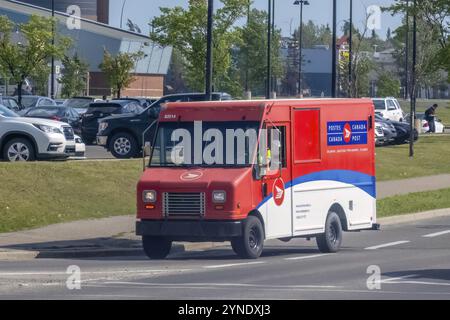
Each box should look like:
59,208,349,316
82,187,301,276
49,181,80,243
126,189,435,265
272,0,276,96
405,0,409,100
120,0,128,29
409,0,417,158
266,0,272,99
331,0,337,97
50,0,55,99
205,0,214,101
294,0,309,97
348,0,353,97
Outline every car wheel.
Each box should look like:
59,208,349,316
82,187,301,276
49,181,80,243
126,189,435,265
110,133,138,159
3,138,35,162
316,212,343,253
142,236,172,260
232,216,264,259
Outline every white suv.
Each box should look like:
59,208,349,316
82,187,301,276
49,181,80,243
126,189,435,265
0,105,76,162
372,97,405,122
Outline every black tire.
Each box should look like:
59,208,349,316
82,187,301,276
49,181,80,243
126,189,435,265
81,134,95,145
109,132,139,159
316,212,343,253
142,236,172,260
232,216,264,259
3,138,35,162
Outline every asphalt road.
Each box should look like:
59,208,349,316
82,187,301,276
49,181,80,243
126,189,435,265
0,216,449,300
85,145,114,159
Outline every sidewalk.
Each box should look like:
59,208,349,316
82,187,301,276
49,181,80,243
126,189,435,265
1,174,450,260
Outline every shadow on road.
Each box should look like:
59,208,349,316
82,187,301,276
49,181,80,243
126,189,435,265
383,269,450,282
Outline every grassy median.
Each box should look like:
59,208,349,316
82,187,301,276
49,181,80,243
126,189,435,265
0,135,449,233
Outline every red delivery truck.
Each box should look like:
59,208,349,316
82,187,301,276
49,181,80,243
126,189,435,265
136,99,378,259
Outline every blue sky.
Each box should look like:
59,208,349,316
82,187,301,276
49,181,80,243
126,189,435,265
110,0,402,39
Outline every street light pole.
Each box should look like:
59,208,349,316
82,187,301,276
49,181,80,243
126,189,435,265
120,0,128,29
331,0,337,97
50,0,55,99
409,0,417,158
405,0,409,100
266,0,272,99
294,0,309,97
205,0,214,101
348,0,353,97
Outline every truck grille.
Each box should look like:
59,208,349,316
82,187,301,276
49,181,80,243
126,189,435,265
163,192,205,217
63,126,74,141
376,126,383,135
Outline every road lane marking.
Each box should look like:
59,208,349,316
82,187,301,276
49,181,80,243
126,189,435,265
0,269,192,276
380,275,418,283
284,254,330,261
365,240,410,250
203,261,265,269
422,230,450,238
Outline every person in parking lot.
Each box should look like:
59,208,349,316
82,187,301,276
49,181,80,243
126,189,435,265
424,104,438,133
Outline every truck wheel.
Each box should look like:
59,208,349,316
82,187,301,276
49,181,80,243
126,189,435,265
110,133,138,159
232,216,264,259
3,138,35,162
142,236,172,259
316,212,343,253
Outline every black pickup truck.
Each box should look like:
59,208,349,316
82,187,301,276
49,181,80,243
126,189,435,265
96,92,232,159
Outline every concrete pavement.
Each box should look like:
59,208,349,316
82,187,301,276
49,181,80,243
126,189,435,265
0,215,449,299
377,174,450,199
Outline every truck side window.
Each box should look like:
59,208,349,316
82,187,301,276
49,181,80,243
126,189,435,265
267,126,287,168
294,109,321,162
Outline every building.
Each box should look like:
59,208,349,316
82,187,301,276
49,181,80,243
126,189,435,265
12,0,109,23
0,0,172,98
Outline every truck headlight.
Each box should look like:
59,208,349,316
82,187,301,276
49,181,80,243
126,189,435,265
143,190,156,203
33,124,62,134
98,122,108,132
212,190,226,203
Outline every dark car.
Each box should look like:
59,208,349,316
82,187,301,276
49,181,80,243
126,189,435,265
63,97,97,115
375,113,397,144
0,96,21,111
375,113,418,144
97,92,232,159
22,106,82,134
81,100,144,144
112,97,156,108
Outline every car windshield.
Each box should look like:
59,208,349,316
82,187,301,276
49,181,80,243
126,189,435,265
0,105,19,117
65,98,92,109
149,121,260,167
20,97,39,108
373,100,385,110
25,107,64,117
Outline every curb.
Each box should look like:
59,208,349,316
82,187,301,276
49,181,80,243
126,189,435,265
377,207,450,226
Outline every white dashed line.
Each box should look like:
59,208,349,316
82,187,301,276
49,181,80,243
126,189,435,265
365,240,410,250
203,261,265,269
284,254,330,261
422,230,450,238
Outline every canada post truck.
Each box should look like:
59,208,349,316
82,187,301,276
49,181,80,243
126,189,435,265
136,99,378,259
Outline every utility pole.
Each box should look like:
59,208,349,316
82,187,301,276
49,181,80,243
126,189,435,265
294,1,310,97
331,0,337,97
205,0,214,101
50,0,55,99
266,0,272,99
405,0,409,100
348,0,353,97
409,0,417,158
272,0,276,96
245,1,250,94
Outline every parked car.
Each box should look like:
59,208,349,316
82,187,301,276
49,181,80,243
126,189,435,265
0,105,75,162
372,97,405,122
112,97,156,108
414,112,445,134
0,96,22,112
81,100,145,144
73,134,86,159
375,114,397,144
376,114,418,144
97,92,233,159
22,106,82,134
55,99,67,106
16,95,56,110
63,97,97,115
375,122,386,146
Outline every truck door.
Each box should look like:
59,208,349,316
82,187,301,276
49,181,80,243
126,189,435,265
260,123,292,239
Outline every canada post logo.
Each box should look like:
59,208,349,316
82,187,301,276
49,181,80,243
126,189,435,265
327,121,368,146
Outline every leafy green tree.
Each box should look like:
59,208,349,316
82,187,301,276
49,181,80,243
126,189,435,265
0,15,71,104
150,0,249,92
59,54,89,98
30,64,50,96
99,49,143,98
297,21,332,48
377,72,400,97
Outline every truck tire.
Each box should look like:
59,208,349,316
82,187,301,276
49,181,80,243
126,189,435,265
232,216,264,259
316,212,343,253
3,138,35,162
109,132,138,159
142,236,172,259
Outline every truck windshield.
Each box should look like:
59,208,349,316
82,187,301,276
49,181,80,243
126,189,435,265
149,121,260,167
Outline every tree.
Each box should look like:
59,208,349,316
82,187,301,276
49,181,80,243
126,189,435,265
237,8,284,96
59,54,89,98
0,15,71,104
30,64,50,96
150,0,249,92
99,49,143,98
377,71,400,97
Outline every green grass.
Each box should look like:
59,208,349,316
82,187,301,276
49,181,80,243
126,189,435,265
376,135,450,181
378,188,450,218
0,160,142,233
398,99,450,126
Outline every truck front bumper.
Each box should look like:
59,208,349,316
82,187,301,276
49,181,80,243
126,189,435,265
136,220,243,240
